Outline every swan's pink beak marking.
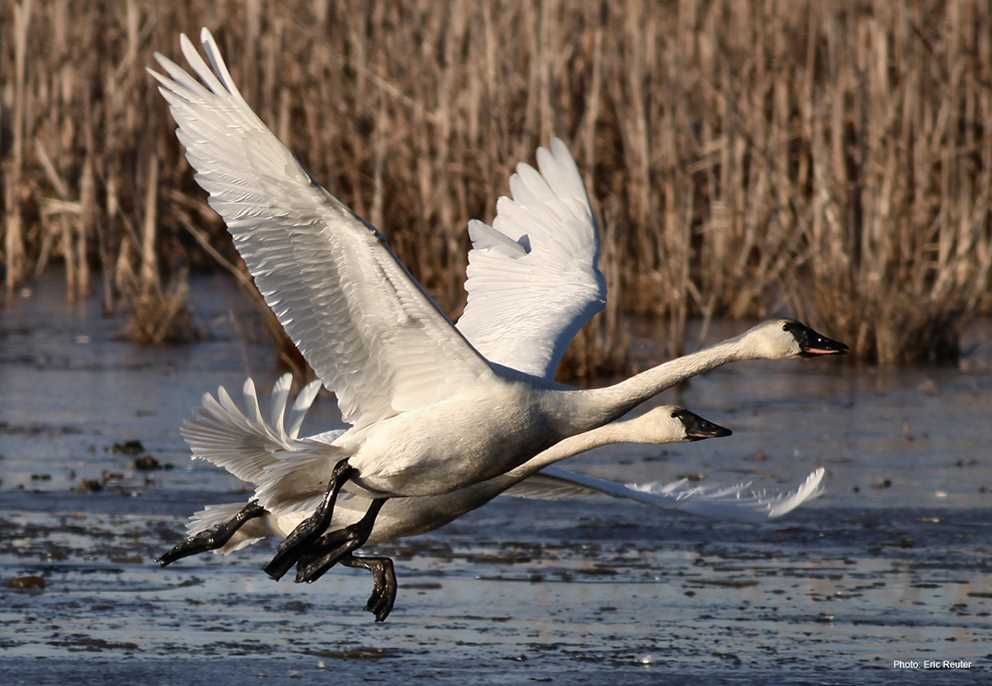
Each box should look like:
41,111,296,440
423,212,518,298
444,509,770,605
804,347,846,356
785,321,849,357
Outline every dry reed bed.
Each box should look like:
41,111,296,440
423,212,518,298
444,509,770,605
1,0,990,373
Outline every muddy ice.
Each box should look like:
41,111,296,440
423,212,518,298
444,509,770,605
1,275,990,684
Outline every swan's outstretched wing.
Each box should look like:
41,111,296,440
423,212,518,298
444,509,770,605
504,466,825,523
151,29,491,430
456,139,606,379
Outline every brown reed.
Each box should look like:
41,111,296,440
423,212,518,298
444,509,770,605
1,1,989,373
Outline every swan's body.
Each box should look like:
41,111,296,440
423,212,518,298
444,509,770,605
151,31,622,501
152,28,845,593
180,375,823,554
252,319,841,511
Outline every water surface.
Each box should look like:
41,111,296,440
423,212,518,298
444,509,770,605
1,274,989,684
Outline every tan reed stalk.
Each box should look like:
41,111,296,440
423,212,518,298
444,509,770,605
1,1,989,371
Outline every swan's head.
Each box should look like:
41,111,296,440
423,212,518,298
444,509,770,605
629,405,733,443
742,319,848,359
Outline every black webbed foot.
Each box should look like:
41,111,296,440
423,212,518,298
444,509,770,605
158,501,266,567
294,536,352,584
292,498,387,584
340,553,397,622
264,458,355,580
364,558,397,622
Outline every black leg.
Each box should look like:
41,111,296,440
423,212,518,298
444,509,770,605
264,458,355,580
293,498,387,584
339,553,397,622
158,501,266,567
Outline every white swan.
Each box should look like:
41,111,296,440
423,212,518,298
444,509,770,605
164,375,824,620
151,29,846,583
253,318,841,516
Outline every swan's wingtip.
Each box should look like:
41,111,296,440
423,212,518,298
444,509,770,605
806,467,827,493
764,467,827,519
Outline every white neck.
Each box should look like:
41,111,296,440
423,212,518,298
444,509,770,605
473,419,650,494
508,420,643,478
565,335,748,428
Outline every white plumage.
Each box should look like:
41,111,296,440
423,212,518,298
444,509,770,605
152,30,621,501
153,32,492,434
154,29,843,563
458,138,606,378
180,376,824,554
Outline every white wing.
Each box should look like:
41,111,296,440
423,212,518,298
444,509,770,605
456,138,606,379
151,29,492,430
504,466,826,523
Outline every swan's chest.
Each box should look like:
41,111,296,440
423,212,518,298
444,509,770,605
350,382,552,496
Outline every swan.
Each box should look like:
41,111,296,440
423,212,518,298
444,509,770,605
162,375,825,621
151,29,847,586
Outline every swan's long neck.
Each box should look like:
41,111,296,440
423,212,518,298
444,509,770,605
568,337,746,427
505,421,640,479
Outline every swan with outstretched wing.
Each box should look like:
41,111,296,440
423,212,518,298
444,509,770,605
152,29,845,618
165,376,823,620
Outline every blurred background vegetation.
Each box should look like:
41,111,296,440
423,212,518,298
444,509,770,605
2,0,990,379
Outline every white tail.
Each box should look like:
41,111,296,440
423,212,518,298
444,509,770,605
178,374,330,555
253,443,348,513
179,373,323,483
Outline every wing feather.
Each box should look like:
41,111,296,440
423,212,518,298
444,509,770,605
504,466,826,523
153,29,491,429
456,138,606,379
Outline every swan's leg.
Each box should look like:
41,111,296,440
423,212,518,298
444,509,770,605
263,457,355,580
340,554,398,622
295,551,397,621
292,498,387,584
158,501,266,567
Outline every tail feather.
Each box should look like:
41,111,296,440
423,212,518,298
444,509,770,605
240,378,265,427
268,374,292,437
180,373,321,484
254,443,346,512
287,380,322,439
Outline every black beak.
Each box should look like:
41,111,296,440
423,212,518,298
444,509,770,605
784,321,849,357
673,410,733,442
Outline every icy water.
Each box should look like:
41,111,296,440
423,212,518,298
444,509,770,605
1,274,990,685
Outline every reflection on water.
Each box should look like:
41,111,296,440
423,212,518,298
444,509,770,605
1,273,989,683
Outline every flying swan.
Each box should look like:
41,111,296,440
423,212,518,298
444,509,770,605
151,29,846,599
163,375,824,620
